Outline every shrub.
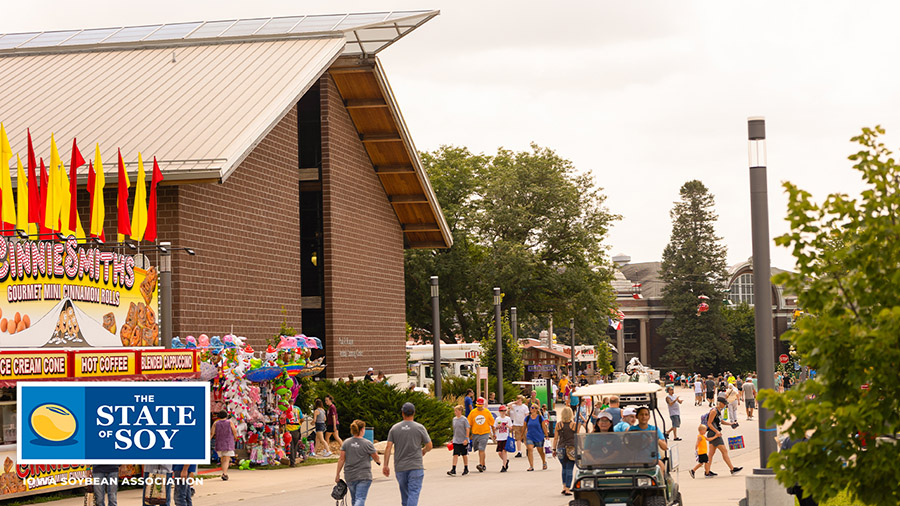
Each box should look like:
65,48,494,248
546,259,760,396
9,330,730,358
308,380,454,444
440,375,522,404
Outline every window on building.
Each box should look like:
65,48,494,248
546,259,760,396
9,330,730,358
729,273,754,305
623,319,639,341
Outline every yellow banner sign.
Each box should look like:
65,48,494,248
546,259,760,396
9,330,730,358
73,351,136,377
0,238,159,348
0,352,68,380
140,350,196,375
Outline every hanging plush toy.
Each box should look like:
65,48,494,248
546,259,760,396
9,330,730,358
199,334,210,348
265,346,278,367
172,337,185,349
185,336,197,349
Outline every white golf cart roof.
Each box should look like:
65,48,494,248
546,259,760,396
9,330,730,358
573,382,663,398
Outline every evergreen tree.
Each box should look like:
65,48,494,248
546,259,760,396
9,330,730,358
480,316,524,382
658,180,732,372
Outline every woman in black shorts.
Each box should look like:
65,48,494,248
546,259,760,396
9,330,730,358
705,397,742,477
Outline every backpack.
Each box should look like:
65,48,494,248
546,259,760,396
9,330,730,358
700,412,709,426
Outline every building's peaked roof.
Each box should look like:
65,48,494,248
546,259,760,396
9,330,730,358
0,10,439,58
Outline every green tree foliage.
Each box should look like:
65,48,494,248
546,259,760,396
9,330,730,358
595,342,615,375
722,303,757,374
658,180,732,372
405,144,619,354
301,380,454,444
762,126,900,505
480,316,524,382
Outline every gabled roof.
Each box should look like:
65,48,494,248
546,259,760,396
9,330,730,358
0,11,451,248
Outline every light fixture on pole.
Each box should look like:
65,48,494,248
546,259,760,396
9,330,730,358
748,116,777,472
431,276,441,400
570,318,576,380
493,287,503,404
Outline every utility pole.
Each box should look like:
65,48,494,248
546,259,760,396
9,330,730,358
494,287,503,404
431,276,441,399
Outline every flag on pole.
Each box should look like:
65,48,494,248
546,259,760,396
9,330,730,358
59,161,85,240
90,146,106,240
116,149,131,242
0,125,15,236
144,156,164,242
16,155,35,236
69,139,85,232
38,157,49,237
44,134,61,232
26,129,39,225
130,153,147,241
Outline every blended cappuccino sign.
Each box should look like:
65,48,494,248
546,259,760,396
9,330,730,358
17,382,209,464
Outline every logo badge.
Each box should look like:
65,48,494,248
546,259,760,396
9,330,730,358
29,403,78,444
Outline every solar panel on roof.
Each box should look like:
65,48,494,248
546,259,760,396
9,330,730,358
0,33,40,49
333,12,391,30
185,20,236,39
142,22,202,41
290,14,346,32
17,30,79,48
254,17,305,35
103,25,160,43
220,18,270,37
59,28,120,46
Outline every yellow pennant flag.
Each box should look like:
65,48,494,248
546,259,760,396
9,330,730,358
44,134,60,231
131,153,147,241
58,162,84,240
0,124,16,230
15,155,36,236
90,146,105,239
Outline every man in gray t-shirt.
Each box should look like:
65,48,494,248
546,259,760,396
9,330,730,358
383,403,433,506
742,379,757,420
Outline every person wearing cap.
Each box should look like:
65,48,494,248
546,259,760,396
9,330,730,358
493,405,513,472
592,410,614,433
613,407,637,432
383,402,432,506
705,397,742,477
364,368,375,382
466,397,495,472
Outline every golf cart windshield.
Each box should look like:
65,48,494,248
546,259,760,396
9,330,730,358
576,431,659,469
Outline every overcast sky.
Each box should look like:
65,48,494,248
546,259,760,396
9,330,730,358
4,1,898,270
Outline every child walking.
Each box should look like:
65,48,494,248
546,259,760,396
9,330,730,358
448,405,470,476
689,424,711,479
494,405,512,472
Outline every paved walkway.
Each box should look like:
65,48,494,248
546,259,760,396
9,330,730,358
47,386,768,505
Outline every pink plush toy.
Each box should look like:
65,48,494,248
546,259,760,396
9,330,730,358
199,334,210,347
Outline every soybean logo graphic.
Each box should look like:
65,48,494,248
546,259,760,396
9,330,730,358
29,404,78,444
18,382,210,464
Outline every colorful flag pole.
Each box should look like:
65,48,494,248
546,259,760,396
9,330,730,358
90,146,106,241
26,129,39,225
69,139,85,232
38,157,49,238
116,149,131,242
44,134,61,233
130,153,147,241
144,156,164,242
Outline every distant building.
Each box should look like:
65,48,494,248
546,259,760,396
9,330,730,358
609,255,796,371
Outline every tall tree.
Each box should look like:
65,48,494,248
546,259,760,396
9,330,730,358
722,303,756,374
658,180,732,372
763,126,900,505
405,144,620,352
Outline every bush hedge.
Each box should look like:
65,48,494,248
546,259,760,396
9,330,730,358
300,379,454,444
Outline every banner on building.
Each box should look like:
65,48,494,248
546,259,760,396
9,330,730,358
0,238,158,348
18,382,209,464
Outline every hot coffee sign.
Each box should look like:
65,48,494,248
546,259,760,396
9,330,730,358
0,237,158,348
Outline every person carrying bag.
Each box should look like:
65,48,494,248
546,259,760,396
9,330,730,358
552,406,577,496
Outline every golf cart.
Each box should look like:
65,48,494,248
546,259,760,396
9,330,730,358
568,383,681,506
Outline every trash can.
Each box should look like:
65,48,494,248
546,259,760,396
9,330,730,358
364,427,374,443
548,410,557,438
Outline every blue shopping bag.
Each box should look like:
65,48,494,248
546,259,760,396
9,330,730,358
505,437,516,453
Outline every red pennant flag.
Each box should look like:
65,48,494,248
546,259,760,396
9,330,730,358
68,139,85,231
26,130,40,226
144,156,164,242
87,161,95,236
116,150,131,238
38,157,50,238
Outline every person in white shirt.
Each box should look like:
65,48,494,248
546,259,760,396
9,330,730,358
494,405,513,472
724,383,741,424
507,395,530,458
693,377,704,406
665,386,683,441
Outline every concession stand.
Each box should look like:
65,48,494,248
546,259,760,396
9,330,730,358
0,237,200,499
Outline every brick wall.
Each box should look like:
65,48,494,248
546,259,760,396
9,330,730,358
320,73,406,378
93,107,302,349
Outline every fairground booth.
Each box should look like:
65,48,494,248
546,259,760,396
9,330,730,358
0,9,451,499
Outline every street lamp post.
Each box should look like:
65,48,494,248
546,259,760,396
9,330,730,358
159,241,173,349
570,318,576,379
431,276,441,400
748,116,777,471
510,307,517,341
494,287,503,404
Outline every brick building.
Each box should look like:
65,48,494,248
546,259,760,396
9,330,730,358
609,255,794,371
0,11,451,379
